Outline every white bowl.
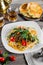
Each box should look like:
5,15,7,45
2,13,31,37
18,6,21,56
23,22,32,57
1,21,43,54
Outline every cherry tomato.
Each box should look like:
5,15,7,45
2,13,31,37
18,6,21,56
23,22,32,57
10,37,15,42
9,56,16,61
0,57,5,62
22,39,27,46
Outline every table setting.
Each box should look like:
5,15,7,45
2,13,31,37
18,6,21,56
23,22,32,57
0,0,43,65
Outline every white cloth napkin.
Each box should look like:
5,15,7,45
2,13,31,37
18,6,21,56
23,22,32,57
24,28,43,65
25,52,43,65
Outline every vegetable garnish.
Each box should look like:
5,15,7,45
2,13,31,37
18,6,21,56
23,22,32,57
9,56,16,61
7,27,39,51
22,39,27,46
0,50,16,65
0,57,5,62
10,37,15,42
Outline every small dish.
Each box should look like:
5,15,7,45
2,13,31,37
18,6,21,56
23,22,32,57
18,13,41,21
19,2,42,21
1,21,43,54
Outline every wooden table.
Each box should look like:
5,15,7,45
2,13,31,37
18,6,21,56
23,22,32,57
0,2,43,65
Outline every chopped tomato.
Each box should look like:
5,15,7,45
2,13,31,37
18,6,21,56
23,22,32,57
10,37,15,42
22,39,27,46
9,56,16,61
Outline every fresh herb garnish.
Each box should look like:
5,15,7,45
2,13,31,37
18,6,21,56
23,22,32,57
0,51,16,65
8,27,39,43
3,52,8,58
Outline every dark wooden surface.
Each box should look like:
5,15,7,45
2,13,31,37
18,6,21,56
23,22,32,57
0,2,43,65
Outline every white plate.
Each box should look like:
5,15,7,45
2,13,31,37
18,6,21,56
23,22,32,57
1,21,43,54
